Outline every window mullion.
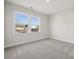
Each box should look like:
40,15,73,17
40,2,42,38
28,16,31,33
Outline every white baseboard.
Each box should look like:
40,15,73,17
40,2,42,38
4,35,48,48
50,36,74,44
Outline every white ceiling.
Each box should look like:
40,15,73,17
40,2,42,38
6,0,74,15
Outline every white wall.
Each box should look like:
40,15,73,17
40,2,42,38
49,8,74,43
4,1,48,48
5,1,74,48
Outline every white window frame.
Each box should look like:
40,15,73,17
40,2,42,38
13,11,40,34
13,11,30,34
30,16,40,33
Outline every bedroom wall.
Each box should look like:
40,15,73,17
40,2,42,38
49,8,74,43
4,1,48,48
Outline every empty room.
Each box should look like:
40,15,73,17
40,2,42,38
4,0,74,59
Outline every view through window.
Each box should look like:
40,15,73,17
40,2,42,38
15,11,40,33
15,13,29,33
31,16,40,32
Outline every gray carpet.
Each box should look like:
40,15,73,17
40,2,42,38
4,38,74,59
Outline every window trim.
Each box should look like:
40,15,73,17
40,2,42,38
13,11,41,34
30,16,40,33
13,11,30,34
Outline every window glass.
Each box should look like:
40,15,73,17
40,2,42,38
31,16,40,32
15,13,29,33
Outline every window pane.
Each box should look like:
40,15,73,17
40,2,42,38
15,13,28,33
31,16,40,32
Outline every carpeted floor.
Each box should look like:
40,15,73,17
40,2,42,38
4,38,74,59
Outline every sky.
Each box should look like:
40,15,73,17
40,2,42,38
31,16,39,25
16,13,39,28
16,13,28,25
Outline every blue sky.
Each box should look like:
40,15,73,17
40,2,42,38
31,16,39,28
16,13,28,25
31,16,39,25
16,13,39,28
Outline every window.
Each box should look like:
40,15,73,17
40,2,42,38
15,12,29,33
31,16,40,32
14,11,40,33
